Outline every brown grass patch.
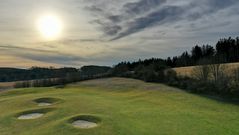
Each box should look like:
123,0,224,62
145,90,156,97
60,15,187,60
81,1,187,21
173,62,239,77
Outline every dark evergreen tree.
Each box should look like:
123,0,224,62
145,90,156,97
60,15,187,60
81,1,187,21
202,44,215,58
191,45,203,62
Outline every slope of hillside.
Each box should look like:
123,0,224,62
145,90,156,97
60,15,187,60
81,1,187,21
173,62,239,77
0,78,239,135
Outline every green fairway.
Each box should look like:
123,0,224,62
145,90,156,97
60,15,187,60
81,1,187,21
0,78,239,135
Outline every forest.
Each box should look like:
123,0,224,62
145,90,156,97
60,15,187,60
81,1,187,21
0,66,111,82
167,37,239,67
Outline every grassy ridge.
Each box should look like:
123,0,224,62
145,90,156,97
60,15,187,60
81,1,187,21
173,62,239,77
0,78,239,135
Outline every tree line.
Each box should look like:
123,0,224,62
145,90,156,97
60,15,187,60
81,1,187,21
113,37,239,72
1,66,111,82
14,65,112,88
166,37,239,67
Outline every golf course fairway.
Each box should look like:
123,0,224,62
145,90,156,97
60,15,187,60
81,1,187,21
0,78,239,135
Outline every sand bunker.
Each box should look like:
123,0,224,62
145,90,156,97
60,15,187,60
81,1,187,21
18,113,44,120
34,97,60,106
38,102,52,106
72,120,98,129
70,115,100,129
16,108,54,120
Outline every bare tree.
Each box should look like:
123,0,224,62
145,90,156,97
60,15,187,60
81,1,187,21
209,64,225,83
192,65,210,81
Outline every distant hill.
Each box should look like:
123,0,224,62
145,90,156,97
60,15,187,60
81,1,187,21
0,66,111,82
80,65,112,77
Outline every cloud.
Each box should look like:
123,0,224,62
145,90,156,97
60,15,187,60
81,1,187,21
84,5,103,13
0,44,87,66
112,6,185,40
1,0,239,68
123,0,166,15
83,0,239,40
0,45,56,53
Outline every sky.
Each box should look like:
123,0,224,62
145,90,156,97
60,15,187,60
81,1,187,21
0,0,239,68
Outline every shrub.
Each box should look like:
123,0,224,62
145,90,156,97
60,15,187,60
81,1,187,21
14,81,31,88
192,65,210,81
164,69,177,82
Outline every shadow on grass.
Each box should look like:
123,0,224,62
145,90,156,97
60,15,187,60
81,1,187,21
196,93,239,106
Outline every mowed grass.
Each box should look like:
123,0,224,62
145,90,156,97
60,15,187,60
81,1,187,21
0,78,239,135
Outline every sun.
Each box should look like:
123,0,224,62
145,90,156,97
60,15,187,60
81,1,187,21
37,14,63,40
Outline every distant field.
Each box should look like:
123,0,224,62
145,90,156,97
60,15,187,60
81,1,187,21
173,62,239,77
0,78,58,91
0,82,15,91
0,78,239,135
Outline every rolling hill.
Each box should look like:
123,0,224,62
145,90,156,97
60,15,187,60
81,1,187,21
0,78,239,135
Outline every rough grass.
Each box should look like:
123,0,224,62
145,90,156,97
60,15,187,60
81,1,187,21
0,78,239,135
173,62,239,77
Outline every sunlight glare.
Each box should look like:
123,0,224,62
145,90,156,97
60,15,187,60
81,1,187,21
37,14,63,40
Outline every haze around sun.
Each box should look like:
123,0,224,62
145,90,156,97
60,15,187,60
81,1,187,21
37,14,63,40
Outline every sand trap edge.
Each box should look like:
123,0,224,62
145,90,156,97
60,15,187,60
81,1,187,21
33,97,63,106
